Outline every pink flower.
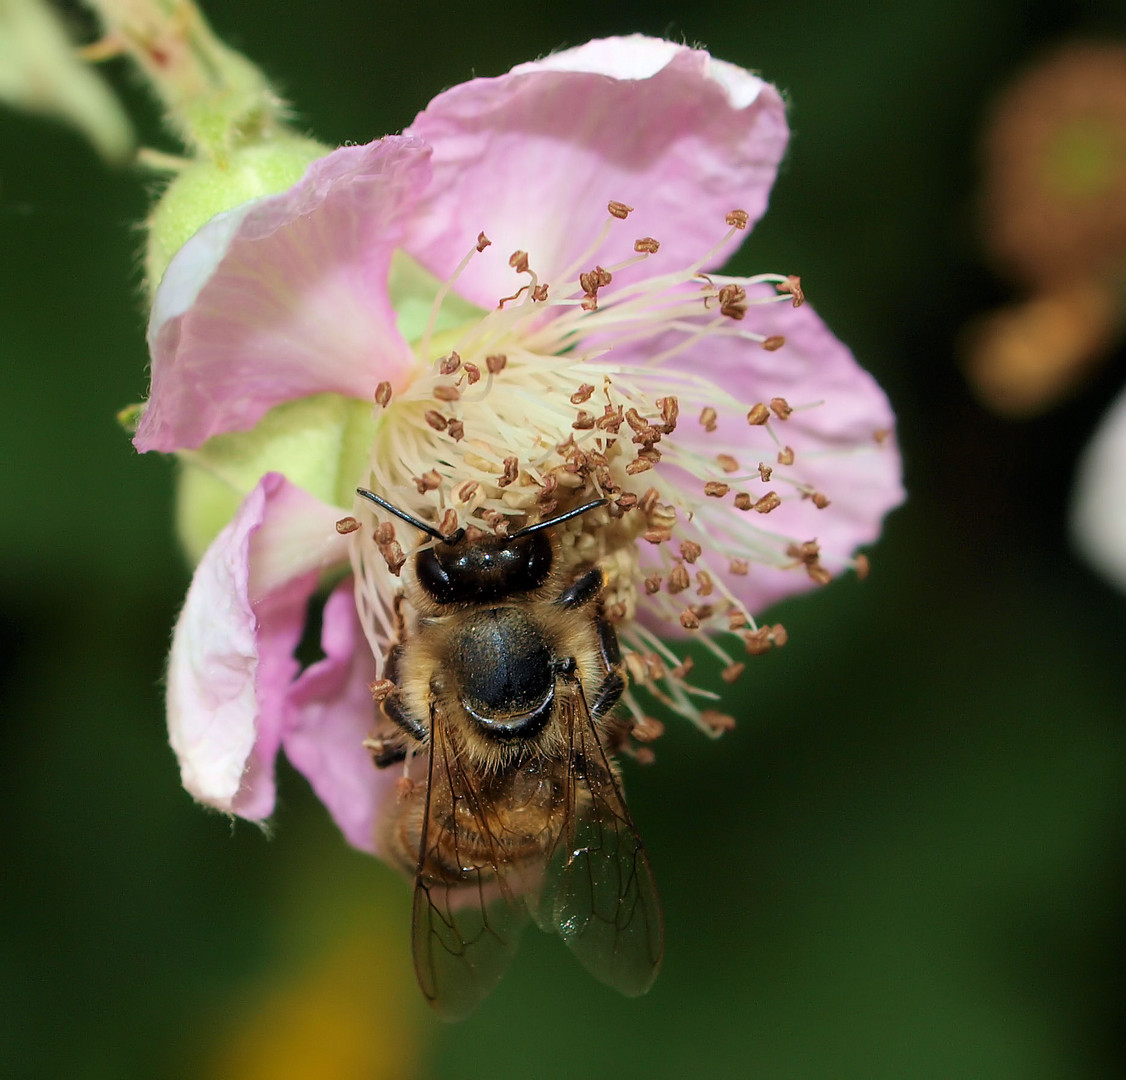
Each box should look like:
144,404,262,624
138,37,904,851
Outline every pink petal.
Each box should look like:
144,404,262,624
1072,386,1126,593
167,474,350,817
617,291,903,615
403,36,788,310
136,138,431,453
285,581,396,854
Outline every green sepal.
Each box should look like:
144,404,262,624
174,393,377,565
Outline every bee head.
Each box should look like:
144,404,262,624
355,489,609,607
416,531,554,605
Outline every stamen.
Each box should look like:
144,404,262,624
419,239,484,361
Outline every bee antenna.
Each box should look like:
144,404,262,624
355,488,463,544
507,498,610,540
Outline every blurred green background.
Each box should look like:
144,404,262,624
2,1,1124,1077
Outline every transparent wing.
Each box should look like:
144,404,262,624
537,696,664,997
411,711,528,1022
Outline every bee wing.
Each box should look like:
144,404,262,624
411,708,528,1022
536,696,664,997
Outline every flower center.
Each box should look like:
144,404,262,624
349,201,853,735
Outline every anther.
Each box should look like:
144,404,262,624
811,492,831,509
763,335,786,351
727,609,747,631
438,352,461,375
770,624,788,646
608,200,633,219
702,710,737,734
725,209,750,229
532,283,549,302
632,715,664,743
438,509,459,536
639,488,661,514
656,396,679,432
486,354,507,374
447,419,465,441
374,381,392,408
476,232,491,252
729,558,749,576
597,405,624,434
704,481,730,498
855,554,871,580
696,570,714,596
573,411,596,430
679,609,701,630
643,527,672,544
626,457,654,475
747,403,770,425
769,397,793,420
570,384,595,405
644,654,667,680
734,493,752,511
453,480,479,505
463,363,481,384
424,410,448,431
777,446,795,466
434,385,459,402
509,250,530,273
699,406,718,432
374,522,395,545
743,628,774,655
777,275,804,306
498,456,519,487
336,516,360,534
874,428,891,445
758,463,773,482
625,408,648,435
667,566,690,594
368,679,394,702
380,540,406,576
679,540,702,563
634,237,660,253
414,470,441,494
754,492,781,514
717,283,747,309
615,492,637,512
721,662,745,683
717,454,739,473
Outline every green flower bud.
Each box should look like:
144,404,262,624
145,133,328,294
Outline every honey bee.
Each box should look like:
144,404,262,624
356,488,663,1020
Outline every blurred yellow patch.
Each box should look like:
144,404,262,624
208,913,422,1080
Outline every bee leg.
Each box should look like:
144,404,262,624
590,610,626,721
593,608,622,673
589,669,626,720
554,566,604,609
382,690,429,745
365,737,407,769
367,690,428,770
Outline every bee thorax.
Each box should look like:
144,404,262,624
451,607,556,740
